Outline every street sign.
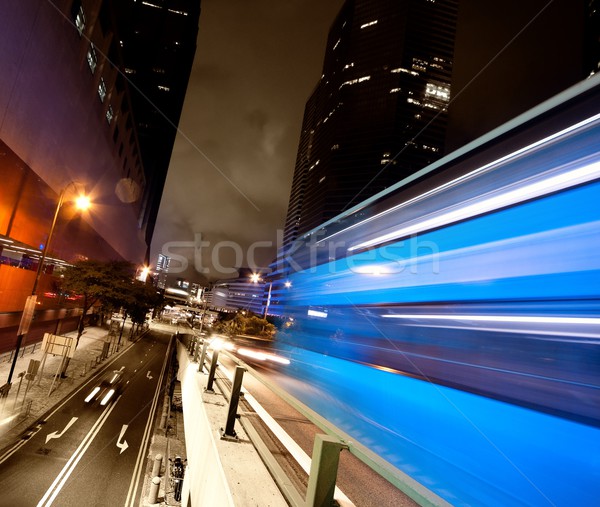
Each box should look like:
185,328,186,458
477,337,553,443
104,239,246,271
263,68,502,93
17,295,37,336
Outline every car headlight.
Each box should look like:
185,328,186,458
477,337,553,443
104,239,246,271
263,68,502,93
85,387,100,403
100,389,116,406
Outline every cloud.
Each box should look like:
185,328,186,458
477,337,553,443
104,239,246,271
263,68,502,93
151,0,344,283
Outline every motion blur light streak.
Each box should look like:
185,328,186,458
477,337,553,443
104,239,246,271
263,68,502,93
276,82,600,506
348,157,600,252
316,112,600,248
237,348,291,365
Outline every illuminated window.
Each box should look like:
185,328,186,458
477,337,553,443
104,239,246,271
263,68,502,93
158,85,170,92
75,6,85,36
425,82,450,102
412,58,428,72
333,38,341,50
343,63,355,70
331,144,340,150
106,105,114,124
142,1,161,9
98,78,107,102
360,20,378,29
391,67,419,76
319,176,326,183
340,75,371,88
168,8,188,16
125,68,136,75
87,44,97,73
390,88,401,93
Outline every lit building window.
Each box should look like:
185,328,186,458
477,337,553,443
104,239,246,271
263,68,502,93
412,58,428,72
98,78,107,102
390,88,401,93
333,38,341,50
106,105,114,124
360,20,378,29
168,8,188,16
75,6,85,36
340,75,371,88
331,144,340,150
319,176,326,183
125,68,136,75
425,82,451,102
142,1,161,9
87,44,97,73
158,85,170,92
391,67,419,76
343,63,354,70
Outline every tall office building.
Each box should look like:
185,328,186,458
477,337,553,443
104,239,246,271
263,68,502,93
105,0,201,249
282,0,459,248
0,0,200,342
265,0,459,316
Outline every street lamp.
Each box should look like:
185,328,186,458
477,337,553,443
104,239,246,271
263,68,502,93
5,182,91,387
250,273,272,319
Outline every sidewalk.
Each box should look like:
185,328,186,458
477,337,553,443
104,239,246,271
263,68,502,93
0,324,134,451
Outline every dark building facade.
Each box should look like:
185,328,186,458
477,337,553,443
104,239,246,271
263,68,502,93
446,0,590,152
282,0,459,247
105,0,201,248
0,0,200,345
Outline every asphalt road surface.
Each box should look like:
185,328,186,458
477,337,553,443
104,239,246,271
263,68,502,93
0,330,170,507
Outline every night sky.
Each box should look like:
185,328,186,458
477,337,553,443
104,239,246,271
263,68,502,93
150,0,584,284
151,0,344,283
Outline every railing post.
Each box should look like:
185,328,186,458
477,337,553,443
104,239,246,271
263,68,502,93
148,476,161,504
221,366,246,439
205,349,220,393
152,453,163,477
198,341,208,373
305,434,347,507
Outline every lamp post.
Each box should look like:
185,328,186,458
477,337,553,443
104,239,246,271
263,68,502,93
250,273,272,319
5,183,90,387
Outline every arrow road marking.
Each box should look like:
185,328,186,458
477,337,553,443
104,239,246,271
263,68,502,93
116,425,129,454
45,417,78,444
146,370,153,380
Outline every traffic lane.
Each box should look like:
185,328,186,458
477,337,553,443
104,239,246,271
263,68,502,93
0,332,169,506
0,404,114,506
51,332,169,506
220,351,419,507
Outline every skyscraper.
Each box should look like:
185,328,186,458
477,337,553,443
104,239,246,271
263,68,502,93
0,0,200,341
282,0,459,247
105,0,201,250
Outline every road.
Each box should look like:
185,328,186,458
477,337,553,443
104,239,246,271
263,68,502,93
0,330,170,507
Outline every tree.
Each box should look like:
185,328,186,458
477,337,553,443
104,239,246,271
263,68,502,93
212,310,275,338
122,280,163,336
60,259,136,345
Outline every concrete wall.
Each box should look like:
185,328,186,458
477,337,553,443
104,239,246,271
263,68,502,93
176,343,235,507
175,340,288,506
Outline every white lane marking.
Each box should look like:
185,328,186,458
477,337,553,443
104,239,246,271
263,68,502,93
116,425,129,454
146,371,153,380
124,344,170,507
45,417,78,444
37,401,118,507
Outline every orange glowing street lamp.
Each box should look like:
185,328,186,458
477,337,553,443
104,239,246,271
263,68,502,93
5,183,91,387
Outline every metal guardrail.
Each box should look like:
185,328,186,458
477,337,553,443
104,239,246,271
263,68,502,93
182,333,451,507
